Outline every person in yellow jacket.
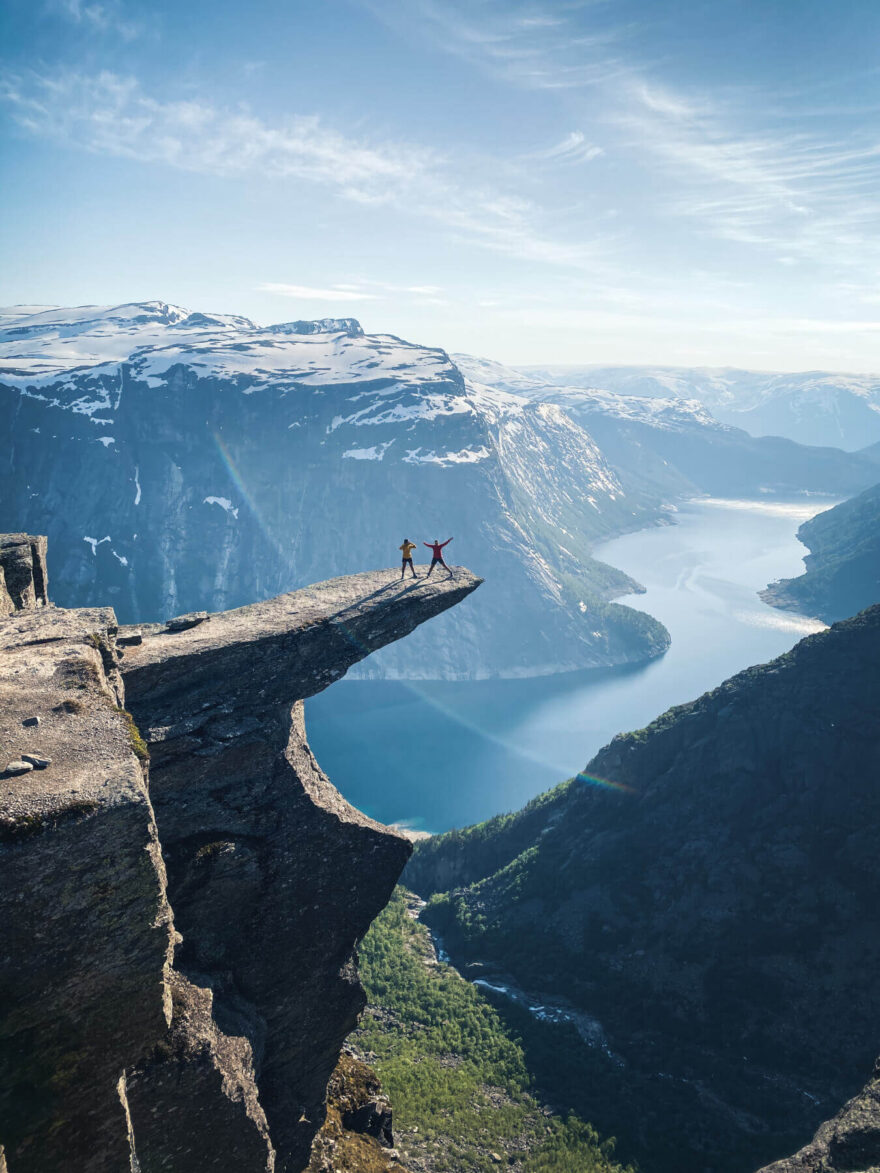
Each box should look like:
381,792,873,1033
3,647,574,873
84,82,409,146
399,538,418,579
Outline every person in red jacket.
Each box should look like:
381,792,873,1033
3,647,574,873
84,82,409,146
424,537,453,578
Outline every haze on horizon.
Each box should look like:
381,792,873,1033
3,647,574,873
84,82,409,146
2,0,879,372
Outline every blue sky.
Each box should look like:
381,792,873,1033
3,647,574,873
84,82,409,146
2,0,879,368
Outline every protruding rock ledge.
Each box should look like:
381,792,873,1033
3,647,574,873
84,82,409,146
117,567,481,1172
119,567,483,735
0,553,482,1173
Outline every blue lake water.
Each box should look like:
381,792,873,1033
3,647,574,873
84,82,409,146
305,498,831,833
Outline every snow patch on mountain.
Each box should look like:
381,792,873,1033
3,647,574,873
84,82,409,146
342,442,394,461
204,496,239,517
403,446,491,466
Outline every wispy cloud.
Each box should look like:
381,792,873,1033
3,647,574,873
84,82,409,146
0,69,604,272
258,283,382,302
51,0,142,40
361,0,880,278
0,71,433,195
619,82,880,268
259,280,452,306
358,0,637,91
529,131,603,164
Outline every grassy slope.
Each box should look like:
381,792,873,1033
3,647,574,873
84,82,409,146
354,888,634,1173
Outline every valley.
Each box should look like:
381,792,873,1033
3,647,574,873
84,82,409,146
405,602,880,1173
307,496,830,831
2,304,878,1173
6,1,880,1168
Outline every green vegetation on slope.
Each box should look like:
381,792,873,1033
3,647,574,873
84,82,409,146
398,608,880,1173
403,779,577,898
763,482,880,622
354,888,633,1173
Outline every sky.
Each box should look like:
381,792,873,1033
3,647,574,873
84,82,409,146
1,0,880,370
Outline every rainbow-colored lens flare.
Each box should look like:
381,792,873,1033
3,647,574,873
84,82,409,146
576,772,636,795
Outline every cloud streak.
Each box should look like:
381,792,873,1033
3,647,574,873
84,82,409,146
0,68,603,272
258,283,382,302
359,0,638,90
51,0,143,40
529,131,603,164
617,81,880,268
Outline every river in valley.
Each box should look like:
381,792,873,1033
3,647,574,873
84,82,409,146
306,497,832,833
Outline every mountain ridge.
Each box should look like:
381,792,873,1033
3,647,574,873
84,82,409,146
763,482,880,623
408,605,880,1172
0,302,669,679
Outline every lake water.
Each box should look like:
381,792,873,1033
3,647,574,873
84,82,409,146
305,498,832,833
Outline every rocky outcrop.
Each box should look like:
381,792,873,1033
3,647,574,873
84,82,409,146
0,540,481,1172
757,1058,880,1173
414,606,880,1173
0,533,48,614
118,569,482,1171
0,604,174,1171
307,1050,409,1173
763,483,880,623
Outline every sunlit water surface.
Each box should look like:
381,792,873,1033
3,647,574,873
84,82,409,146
306,498,831,832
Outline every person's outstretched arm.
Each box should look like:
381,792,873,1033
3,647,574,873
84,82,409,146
441,538,453,547
424,542,432,548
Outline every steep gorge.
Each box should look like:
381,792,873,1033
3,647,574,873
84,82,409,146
409,606,880,1172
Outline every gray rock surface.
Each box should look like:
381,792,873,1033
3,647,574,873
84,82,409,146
0,604,174,1171
120,568,482,1171
0,539,481,1172
0,533,48,613
758,1057,880,1173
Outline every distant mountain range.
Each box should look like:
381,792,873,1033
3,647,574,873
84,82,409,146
509,363,880,452
456,355,880,499
763,482,880,622
4,301,879,679
0,302,669,679
408,606,880,1172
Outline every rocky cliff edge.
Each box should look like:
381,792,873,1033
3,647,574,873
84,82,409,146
0,548,481,1173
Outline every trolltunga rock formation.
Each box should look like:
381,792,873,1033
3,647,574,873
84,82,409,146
0,544,480,1173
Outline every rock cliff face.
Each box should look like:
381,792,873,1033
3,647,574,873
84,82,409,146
757,1057,880,1173
412,606,880,1173
0,533,48,614
0,538,481,1172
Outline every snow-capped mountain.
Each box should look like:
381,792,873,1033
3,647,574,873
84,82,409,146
454,354,880,500
0,302,669,679
518,363,880,451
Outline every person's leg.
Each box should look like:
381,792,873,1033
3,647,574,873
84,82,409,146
409,560,418,578
401,558,407,579
426,558,437,577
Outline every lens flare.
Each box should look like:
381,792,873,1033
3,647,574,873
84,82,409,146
576,772,636,795
212,431,616,791
213,431,286,558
